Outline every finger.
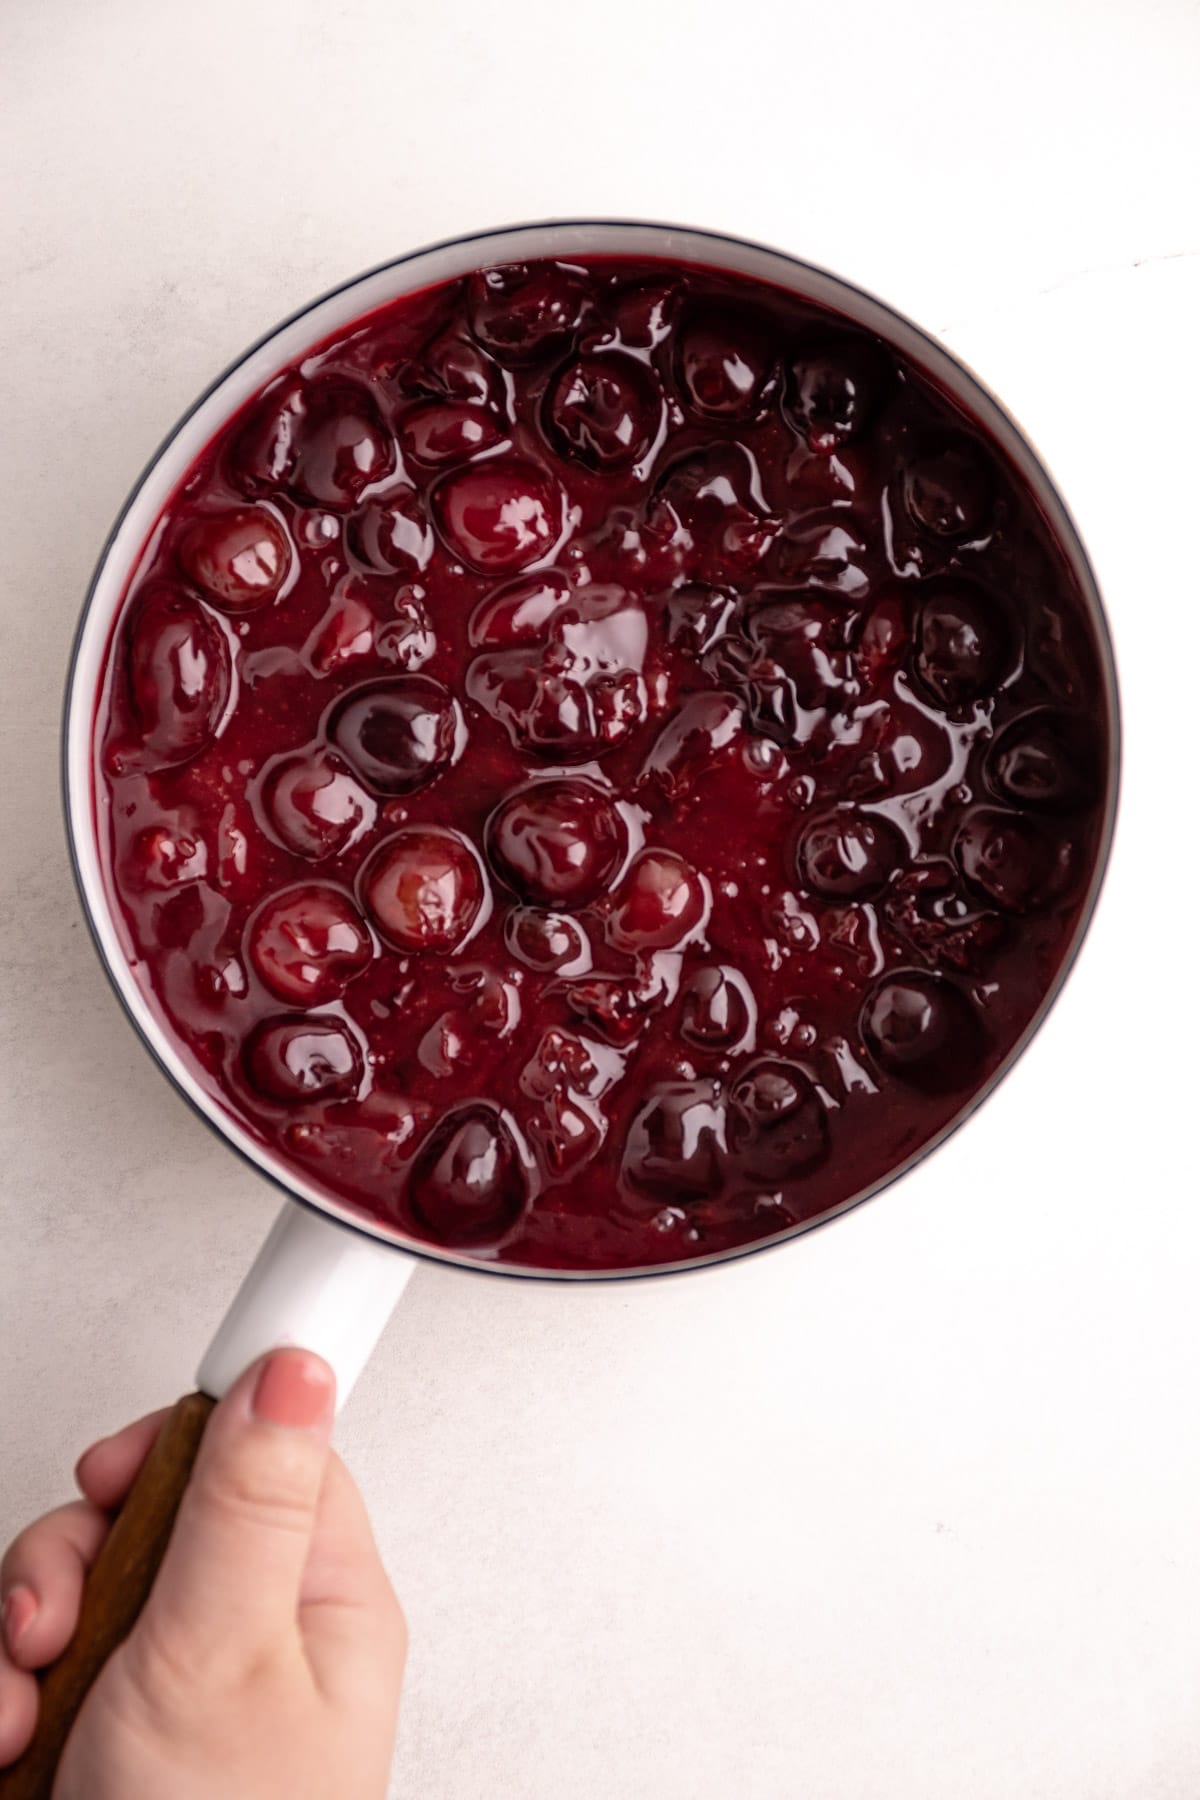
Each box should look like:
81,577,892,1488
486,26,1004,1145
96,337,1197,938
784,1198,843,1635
75,1408,171,1511
140,1349,335,1671
0,1642,37,1768
1,1501,109,1670
299,1451,407,1706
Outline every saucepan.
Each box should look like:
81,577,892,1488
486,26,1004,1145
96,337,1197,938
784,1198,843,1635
11,220,1119,1794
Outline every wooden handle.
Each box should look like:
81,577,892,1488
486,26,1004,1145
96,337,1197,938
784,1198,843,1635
0,1392,215,1800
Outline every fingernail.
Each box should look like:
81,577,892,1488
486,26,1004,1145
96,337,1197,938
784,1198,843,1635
3,1585,37,1656
251,1349,336,1430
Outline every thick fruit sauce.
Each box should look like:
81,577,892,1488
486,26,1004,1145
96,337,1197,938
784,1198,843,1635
95,257,1110,1270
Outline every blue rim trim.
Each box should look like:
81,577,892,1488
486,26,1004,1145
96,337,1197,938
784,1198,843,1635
61,216,1122,1285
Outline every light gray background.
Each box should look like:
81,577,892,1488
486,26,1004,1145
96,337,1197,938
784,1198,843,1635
2,2,1198,1795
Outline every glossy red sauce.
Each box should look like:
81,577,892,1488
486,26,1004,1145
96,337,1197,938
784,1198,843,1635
94,256,1110,1268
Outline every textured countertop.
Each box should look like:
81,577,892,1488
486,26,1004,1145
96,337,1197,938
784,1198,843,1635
2,2,1198,1795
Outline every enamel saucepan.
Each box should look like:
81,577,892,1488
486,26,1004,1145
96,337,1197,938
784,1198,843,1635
3,220,1119,1797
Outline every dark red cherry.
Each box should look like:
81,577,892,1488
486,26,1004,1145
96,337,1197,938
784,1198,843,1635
677,306,770,418
608,850,708,952
954,808,1073,913
638,692,744,794
622,1080,726,1202
329,676,462,794
504,907,591,975
913,582,1016,708
432,460,562,572
348,487,434,574
412,321,502,408
987,709,1101,812
304,589,376,675
486,779,626,909
127,588,231,768
230,377,306,493
786,334,887,454
178,507,290,611
258,748,375,860
797,811,906,900
772,514,870,599
361,827,485,952
398,401,503,468
294,381,394,508
244,1015,364,1104
469,570,572,647
406,1105,527,1245
469,262,589,364
860,972,985,1090
605,278,676,350
531,1091,606,1179
247,885,372,1004
647,443,776,579
728,1060,829,1181
545,354,660,469
680,966,755,1052
901,440,992,539
660,583,737,655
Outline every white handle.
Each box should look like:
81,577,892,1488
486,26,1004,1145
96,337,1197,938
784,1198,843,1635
196,1204,416,1409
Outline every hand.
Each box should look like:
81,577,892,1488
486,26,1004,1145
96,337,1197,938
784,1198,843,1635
0,1350,406,1799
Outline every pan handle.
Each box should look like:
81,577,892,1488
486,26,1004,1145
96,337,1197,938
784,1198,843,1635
197,1200,418,1406
0,1204,414,1799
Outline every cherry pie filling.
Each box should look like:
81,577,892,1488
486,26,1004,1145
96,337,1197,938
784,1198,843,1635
94,256,1110,1269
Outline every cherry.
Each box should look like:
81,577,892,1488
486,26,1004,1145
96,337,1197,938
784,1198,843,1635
954,808,1073,913
882,863,1005,973
987,709,1100,812
361,827,485,951
607,850,709,952
772,514,870,599
531,1090,606,1178
466,649,645,761
432,459,562,573
178,507,290,611
348,487,434,574
406,1105,527,1245
469,570,572,648
504,907,591,975
376,595,436,670
230,376,306,493
901,440,992,539
786,334,887,454
468,262,589,363
797,811,906,900
622,1080,726,1202
258,747,375,860
486,778,626,909
860,972,985,1090
660,583,737,655
677,306,770,418
411,321,502,408
125,821,208,889
398,400,503,468
604,278,676,350
289,380,395,508
680,966,755,1052
127,587,231,767
913,582,1016,708
329,676,462,794
545,354,661,470
247,885,372,1004
566,972,666,1045
304,589,376,674
638,692,744,793
728,1060,829,1181
647,443,776,580
244,1015,364,1105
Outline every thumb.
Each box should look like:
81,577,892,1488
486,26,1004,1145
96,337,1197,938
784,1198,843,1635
138,1349,336,1671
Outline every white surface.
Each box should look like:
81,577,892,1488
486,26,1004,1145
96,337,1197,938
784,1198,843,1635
195,1204,417,1406
0,2,1197,1796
